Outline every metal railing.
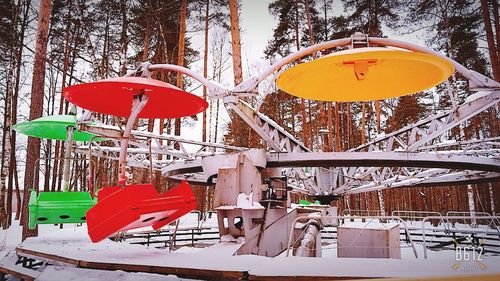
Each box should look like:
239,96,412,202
342,209,384,216
392,210,443,221
421,215,500,258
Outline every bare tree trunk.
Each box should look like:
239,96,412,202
304,0,323,149
21,0,51,240
143,14,154,133
227,0,256,148
156,33,166,172
101,10,110,78
142,14,153,181
14,157,21,220
377,190,385,216
292,0,308,147
0,55,14,229
334,102,340,151
8,0,31,226
481,0,500,80
467,184,476,225
327,102,333,152
174,0,187,141
493,0,500,62
0,2,18,228
304,0,314,45
119,0,128,76
346,102,351,148
361,102,366,144
43,140,51,191
52,0,73,192
488,182,495,215
229,0,243,85
44,69,54,191
202,0,210,143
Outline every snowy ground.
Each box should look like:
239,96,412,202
37,266,196,281
2,213,500,280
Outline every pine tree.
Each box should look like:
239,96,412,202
264,0,303,59
385,93,427,133
480,0,499,81
0,0,19,228
21,0,51,240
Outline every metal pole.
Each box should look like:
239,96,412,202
147,64,227,98
63,126,74,192
118,94,148,185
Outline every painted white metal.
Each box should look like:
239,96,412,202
71,34,500,197
285,215,418,258
337,222,400,259
118,95,148,185
294,221,321,257
63,126,74,192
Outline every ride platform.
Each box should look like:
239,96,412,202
13,226,500,281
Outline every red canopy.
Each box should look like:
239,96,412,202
63,77,208,119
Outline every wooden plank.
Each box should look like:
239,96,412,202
78,259,244,280
0,266,38,281
351,273,500,281
248,276,377,281
16,246,245,280
16,247,79,266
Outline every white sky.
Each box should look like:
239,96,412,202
181,0,277,144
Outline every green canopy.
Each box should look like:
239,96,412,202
13,115,98,141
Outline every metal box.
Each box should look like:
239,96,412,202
337,222,401,258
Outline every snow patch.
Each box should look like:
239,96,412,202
37,266,193,281
174,246,204,254
217,192,264,209
237,192,264,209
220,234,245,244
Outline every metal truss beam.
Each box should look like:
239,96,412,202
72,35,500,197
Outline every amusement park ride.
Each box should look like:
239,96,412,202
13,33,500,258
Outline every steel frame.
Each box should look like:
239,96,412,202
74,34,500,196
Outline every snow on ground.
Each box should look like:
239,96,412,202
0,251,39,281
15,223,500,278
15,224,264,272
249,254,500,278
3,213,500,279
37,266,195,281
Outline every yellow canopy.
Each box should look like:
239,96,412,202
276,47,454,102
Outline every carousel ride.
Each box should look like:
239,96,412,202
15,33,500,257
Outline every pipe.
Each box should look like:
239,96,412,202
294,220,320,257
147,64,227,98
118,94,148,185
63,126,74,192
